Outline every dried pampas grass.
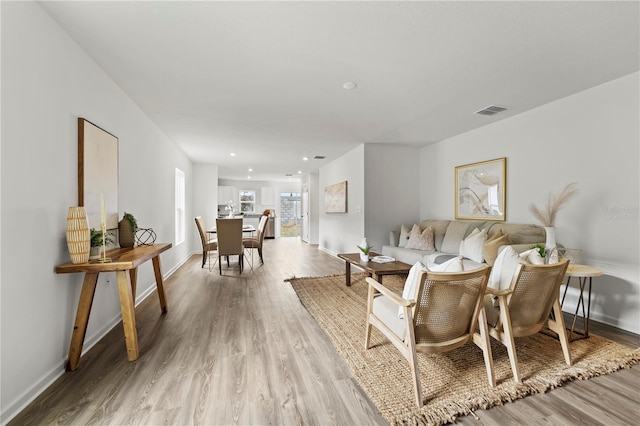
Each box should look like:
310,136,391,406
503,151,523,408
529,183,579,227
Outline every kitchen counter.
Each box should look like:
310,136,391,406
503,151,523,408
218,213,274,219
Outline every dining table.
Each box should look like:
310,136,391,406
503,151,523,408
207,225,256,270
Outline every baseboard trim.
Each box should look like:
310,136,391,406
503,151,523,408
0,252,192,425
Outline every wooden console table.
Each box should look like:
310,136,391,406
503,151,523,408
55,243,172,371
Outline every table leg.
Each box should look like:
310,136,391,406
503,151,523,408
129,267,138,299
564,276,591,341
116,270,139,361
345,262,351,286
375,273,383,285
66,273,99,371
585,277,593,337
152,255,168,313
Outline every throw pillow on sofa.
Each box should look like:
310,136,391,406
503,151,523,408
440,221,471,253
459,228,488,263
405,225,435,251
398,224,411,248
483,229,513,266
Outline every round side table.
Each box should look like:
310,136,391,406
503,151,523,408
561,264,604,341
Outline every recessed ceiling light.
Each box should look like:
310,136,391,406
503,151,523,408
302,157,309,161
298,170,302,174
247,176,251,179
230,152,236,157
248,168,253,172
343,81,357,90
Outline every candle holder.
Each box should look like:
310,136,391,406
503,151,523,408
97,228,112,263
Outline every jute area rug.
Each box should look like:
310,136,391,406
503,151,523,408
287,273,640,426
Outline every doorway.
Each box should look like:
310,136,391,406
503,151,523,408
280,192,301,237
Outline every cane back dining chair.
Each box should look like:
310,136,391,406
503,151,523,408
243,215,268,265
365,265,495,407
484,258,570,384
195,216,217,271
215,218,244,274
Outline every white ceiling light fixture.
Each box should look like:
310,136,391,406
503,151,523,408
302,157,309,161
342,81,357,90
230,152,236,157
248,168,253,172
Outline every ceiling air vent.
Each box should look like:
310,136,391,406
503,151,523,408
474,105,508,116
313,155,326,160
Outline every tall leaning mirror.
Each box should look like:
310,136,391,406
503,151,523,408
78,118,118,230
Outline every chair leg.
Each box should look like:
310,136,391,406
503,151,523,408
202,250,206,268
405,329,423,407
474,308,496,387
365,284,374,349
258,248,263,263
219,255,222,275
497,295,521,383
549,299,572,366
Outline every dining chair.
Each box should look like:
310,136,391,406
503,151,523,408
243,215,268,266
216,218,244,274
365,265,494,407
195,216,217,271
484,258,571,383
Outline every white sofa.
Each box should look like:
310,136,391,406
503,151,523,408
382,219,546,269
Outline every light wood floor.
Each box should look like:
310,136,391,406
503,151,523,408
10,238,640,425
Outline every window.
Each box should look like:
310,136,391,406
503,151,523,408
175,168,185,245
239,190,255,213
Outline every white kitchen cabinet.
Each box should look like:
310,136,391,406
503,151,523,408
260,187,275,205
218,186,238,207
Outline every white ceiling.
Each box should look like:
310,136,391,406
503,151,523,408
40,1,639,182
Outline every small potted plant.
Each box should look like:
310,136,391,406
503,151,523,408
357,238,373,262
90,228,114,259
118,212,138,248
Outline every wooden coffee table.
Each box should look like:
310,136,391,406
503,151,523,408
337,252,412,286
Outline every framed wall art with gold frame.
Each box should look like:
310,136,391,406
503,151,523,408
455,157,506,221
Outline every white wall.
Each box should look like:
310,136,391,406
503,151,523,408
301,172,320,244
420,72,640,333
318,144,422,254
1,2,193,422
364,144,421,252
193,163,219,248
319,145,365,254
